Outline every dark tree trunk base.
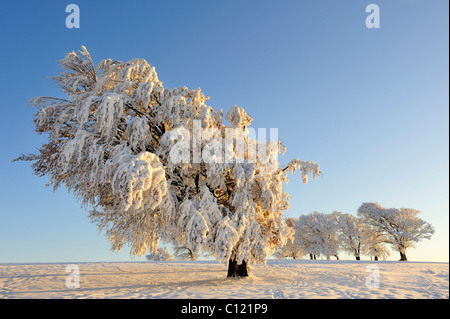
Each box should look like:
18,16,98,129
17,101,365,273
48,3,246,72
227,258,249,277
399,251,407,261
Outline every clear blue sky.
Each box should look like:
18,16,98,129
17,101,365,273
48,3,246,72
0,0,448,263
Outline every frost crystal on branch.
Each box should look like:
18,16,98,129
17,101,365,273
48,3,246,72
18,47,321,272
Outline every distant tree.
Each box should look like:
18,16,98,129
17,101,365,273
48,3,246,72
16,47,321,277
146,247,174,261
357,202,434,261
293,213,340,260
289,216,318,259
362,226,390,261
273,218,305,259
332,211,390,260
173,245,198,261
331,212,366,260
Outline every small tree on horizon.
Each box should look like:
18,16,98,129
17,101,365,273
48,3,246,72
173,245,199,261
146,247,174,261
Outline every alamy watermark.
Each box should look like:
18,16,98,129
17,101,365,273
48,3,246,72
366,4,380,29
65,264,80,289
65,4,80,29
365,264,380,288
65,4,379,30
166,120,280,174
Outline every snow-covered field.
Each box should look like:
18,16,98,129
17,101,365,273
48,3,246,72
0,260,447,299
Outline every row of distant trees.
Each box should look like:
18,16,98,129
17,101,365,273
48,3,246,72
274,202,434,261
148,202,435,262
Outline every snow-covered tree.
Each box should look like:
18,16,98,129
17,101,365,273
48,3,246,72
357,202,434,261
292,215,319,260
331,212,368,260
146,247,174,261
362,226,390,261
17,47,321,277
293,213,340,260
272,218,305,259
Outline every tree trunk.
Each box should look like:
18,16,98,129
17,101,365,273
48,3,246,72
374,256,379,261
309,254,314,260
334,254,339,260
399,250,407,261
227,258,249,277
398,245,407,261
355,255,360,260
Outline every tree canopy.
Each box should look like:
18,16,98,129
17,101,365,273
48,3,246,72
17,47,321,275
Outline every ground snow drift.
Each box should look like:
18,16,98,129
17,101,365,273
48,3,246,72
0,260,448,299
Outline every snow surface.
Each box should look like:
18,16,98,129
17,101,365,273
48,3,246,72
0,260,447,299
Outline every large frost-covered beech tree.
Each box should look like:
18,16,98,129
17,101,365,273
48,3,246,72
357,202,434,261
16,47,321,277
